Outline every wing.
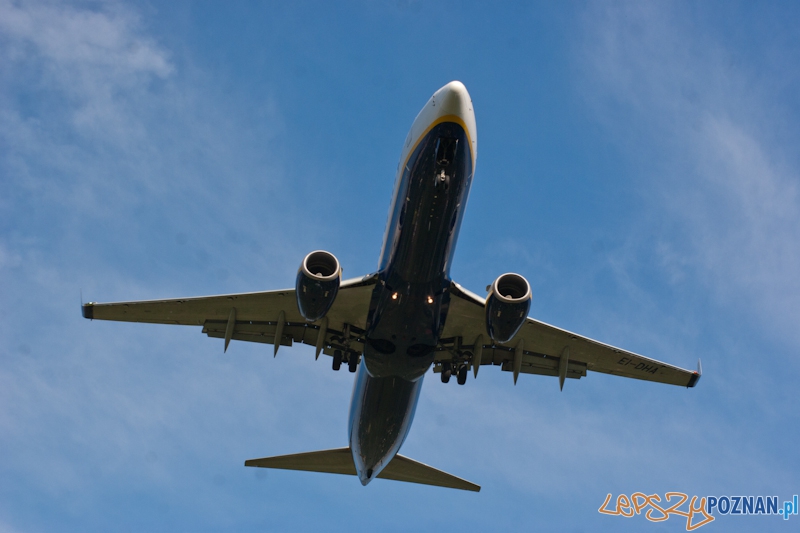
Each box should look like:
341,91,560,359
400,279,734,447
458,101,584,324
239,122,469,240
82,274,378,357
438,281,701,388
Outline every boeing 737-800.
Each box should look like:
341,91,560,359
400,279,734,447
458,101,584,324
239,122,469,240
82,81,700,492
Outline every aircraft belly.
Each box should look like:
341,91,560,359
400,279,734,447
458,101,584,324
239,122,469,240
365,122,472,380
350,117,475,484
361,278,455,379
348,364,424,485
392,122,471,283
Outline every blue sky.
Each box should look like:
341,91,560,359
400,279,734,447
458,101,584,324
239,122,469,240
2,1,799,531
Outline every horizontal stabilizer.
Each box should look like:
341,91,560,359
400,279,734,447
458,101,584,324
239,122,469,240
245,447,355,475
245,448,480,492
379,453,480,492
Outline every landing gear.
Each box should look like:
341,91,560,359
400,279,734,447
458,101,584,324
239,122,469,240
457,364,468,385
437,338,473,385
439,361,468,385
348,352,359,373
441,361,452,383
332,350,342,371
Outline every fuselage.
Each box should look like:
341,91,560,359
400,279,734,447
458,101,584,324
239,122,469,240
348,82,477,485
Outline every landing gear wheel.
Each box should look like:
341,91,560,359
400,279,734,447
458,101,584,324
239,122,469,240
457,364,468,385
348,353,359,373
441,362,452,383
332,350,342,371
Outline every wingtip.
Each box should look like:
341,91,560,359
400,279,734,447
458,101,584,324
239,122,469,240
687,359,702,388
81,303,94,320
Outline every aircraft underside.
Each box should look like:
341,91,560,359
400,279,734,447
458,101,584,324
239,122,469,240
350,116,473,484
81,81,700,492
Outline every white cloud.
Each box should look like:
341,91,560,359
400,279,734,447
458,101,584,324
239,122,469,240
579,1,800,347
0,2,321,513
0,0,172,139
0,0,171,75
0,0,295,289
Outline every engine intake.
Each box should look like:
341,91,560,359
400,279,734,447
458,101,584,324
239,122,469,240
295,250,341,322
485,273,531,344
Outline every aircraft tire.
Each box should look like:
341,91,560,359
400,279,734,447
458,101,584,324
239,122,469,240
333,350,342,371
441,362,452,383
457,365,468,385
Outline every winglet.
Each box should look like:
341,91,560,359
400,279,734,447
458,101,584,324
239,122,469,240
687,359,702,388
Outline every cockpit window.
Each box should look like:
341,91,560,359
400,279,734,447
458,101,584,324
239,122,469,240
435,137,458,167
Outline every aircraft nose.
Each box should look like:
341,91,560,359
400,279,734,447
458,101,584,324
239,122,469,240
433,81,472,119
429,81,477,163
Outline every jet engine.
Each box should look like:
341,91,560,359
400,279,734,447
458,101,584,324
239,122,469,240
485,273,531,344
295,250,341,322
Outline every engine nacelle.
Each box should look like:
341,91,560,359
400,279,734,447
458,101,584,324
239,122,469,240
295,250,341,322
485,273,531,344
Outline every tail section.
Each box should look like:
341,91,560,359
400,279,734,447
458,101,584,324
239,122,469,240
245,448,480,492
245,447,355,475
379,454,480,492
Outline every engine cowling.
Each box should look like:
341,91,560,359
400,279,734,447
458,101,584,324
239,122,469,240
295,250,341,322
485,273,531,344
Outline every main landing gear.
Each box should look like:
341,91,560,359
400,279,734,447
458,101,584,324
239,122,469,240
457,364,468,385
332,349,359,373
441,362,452,383
440,362,468,385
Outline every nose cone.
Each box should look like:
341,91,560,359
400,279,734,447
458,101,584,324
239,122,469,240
400,81,479,186
432,81,471,118
429,81,477,164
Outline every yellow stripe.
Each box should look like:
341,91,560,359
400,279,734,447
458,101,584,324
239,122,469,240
403,114,475,169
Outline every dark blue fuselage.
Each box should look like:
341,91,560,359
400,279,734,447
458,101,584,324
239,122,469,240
348,120,474,484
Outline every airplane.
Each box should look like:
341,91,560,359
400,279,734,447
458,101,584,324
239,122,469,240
82,81,701,492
